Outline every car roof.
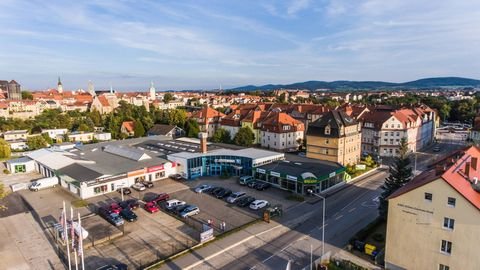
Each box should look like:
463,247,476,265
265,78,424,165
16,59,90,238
167,199,180,203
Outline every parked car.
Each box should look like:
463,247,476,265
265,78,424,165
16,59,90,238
173,204,189,215
179,205,200,218
29,176,58,191
237,196,256,207
142,181,154,188
247,181,259,188
209,186,223,195
165,199,186,210
169,174,184,181
238,175,254,185
120,208,138,222
131,183,146,191
255,182,272,191
119,199,139,210
98,207,124,226
226,191,246,203
147,193,170,204
194,184,213,193
144,202,160,213
117,187,132,195
249,200,269,210
215,188,232,199
109,203,122,214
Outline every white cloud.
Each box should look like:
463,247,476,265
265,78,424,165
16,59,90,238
287,0,312,16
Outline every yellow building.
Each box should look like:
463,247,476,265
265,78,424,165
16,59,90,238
306,110,361,166
385,146,480,270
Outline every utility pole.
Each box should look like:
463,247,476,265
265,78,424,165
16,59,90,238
307,189,326,264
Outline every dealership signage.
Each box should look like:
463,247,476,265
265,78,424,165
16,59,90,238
286,175,297,181
147,164,164,173
127,169,145,177
214,159,236,164
303,179,318,184
270,171,281,177
329,172,336,178
200,227,214,243
256,168,266,174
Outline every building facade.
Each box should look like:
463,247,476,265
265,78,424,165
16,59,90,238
385,146,480,270
306,110,361,166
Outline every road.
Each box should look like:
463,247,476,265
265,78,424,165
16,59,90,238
220,170,387,270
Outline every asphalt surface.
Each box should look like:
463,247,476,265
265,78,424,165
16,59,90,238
221,169,387,270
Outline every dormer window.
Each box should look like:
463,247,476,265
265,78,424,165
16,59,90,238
325,125,331,135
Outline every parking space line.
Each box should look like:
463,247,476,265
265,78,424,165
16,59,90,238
335,214,343,220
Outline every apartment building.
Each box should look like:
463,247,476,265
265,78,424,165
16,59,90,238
359,105,435,157
385,146,480,270
191,106,225,138
260,112,305,152
306,110,361,165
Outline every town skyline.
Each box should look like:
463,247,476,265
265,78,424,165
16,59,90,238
2,0,480,90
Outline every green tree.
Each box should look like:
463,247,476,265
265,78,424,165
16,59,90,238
21,91,33,100
233,127,255,147
0,182,10,210
41,133,53,145
0,138,11,159
211,128,231,143
185,119,200,138
378,138,413,220
77,123,91,132
163,93,174,103
133,121,145,137
277,93,287,103
26,135,48,150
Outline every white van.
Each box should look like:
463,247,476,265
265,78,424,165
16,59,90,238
238,176,254,185
29,177,59,191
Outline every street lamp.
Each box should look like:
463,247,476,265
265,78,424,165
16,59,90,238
307,189,325,269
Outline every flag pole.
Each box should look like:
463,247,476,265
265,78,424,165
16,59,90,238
71,206,78,270
78,212,85,270
63,201,72,270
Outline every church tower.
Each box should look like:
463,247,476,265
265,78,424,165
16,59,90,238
88,80,95,96
57,77,63,94
149,81,156,100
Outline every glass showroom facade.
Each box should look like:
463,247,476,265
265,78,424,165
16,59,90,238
186,155,254,179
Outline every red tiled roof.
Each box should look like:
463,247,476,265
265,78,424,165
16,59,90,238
97,95,110,107
121,121,135,133
389,146,480,211
261,112,305,133
191,107,225,124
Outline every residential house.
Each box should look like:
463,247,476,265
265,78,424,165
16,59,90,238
3,130,28,141
121,121,135,137
385,146,480,270
306,110,361,166
147,124,184,138
42,128,68,140
68,132,94,143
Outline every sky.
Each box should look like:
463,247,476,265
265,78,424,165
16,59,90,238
1,0,480,91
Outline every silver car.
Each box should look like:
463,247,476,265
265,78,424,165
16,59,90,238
194,184,212,193
226,191,246,203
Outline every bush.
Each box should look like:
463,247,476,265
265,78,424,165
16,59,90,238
71,199,89,208
3,169,10,174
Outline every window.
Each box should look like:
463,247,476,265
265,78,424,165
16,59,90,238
439,264,450,270
443,217,455,230
447,197,456,207
325,139,329,144
325,125,331,135
94,185,108,194
155,171,165,179
425,192,433,201
440,240,452,254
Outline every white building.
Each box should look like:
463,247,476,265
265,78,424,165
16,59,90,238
42,128,68,140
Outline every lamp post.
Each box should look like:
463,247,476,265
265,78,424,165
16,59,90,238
307,189,325,268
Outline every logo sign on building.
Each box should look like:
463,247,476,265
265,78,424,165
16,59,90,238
286,175,297,181
256,168,266,174
270,171,281,177
355,164,367,171
147,164,164,173
214,159,236,163
303,179,318,184
200,227,214,243
127,169,145,177
329,172,336,178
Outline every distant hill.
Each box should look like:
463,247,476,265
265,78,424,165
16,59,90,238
229,77,480,91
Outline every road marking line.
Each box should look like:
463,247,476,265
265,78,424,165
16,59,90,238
183,224,283,270
348,208,356,212
335,214,343,220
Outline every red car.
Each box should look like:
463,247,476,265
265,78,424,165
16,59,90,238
148,193,170,204
144,202,159,213
109,203,122,214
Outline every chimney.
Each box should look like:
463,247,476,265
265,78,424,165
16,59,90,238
465,162,471,178
472,157,478,171
199,132,208,154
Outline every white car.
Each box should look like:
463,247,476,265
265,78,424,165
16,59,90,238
131,183,146,191
194,184,212,193
226,191,246,203
165,199,186,209
249,200,269,210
